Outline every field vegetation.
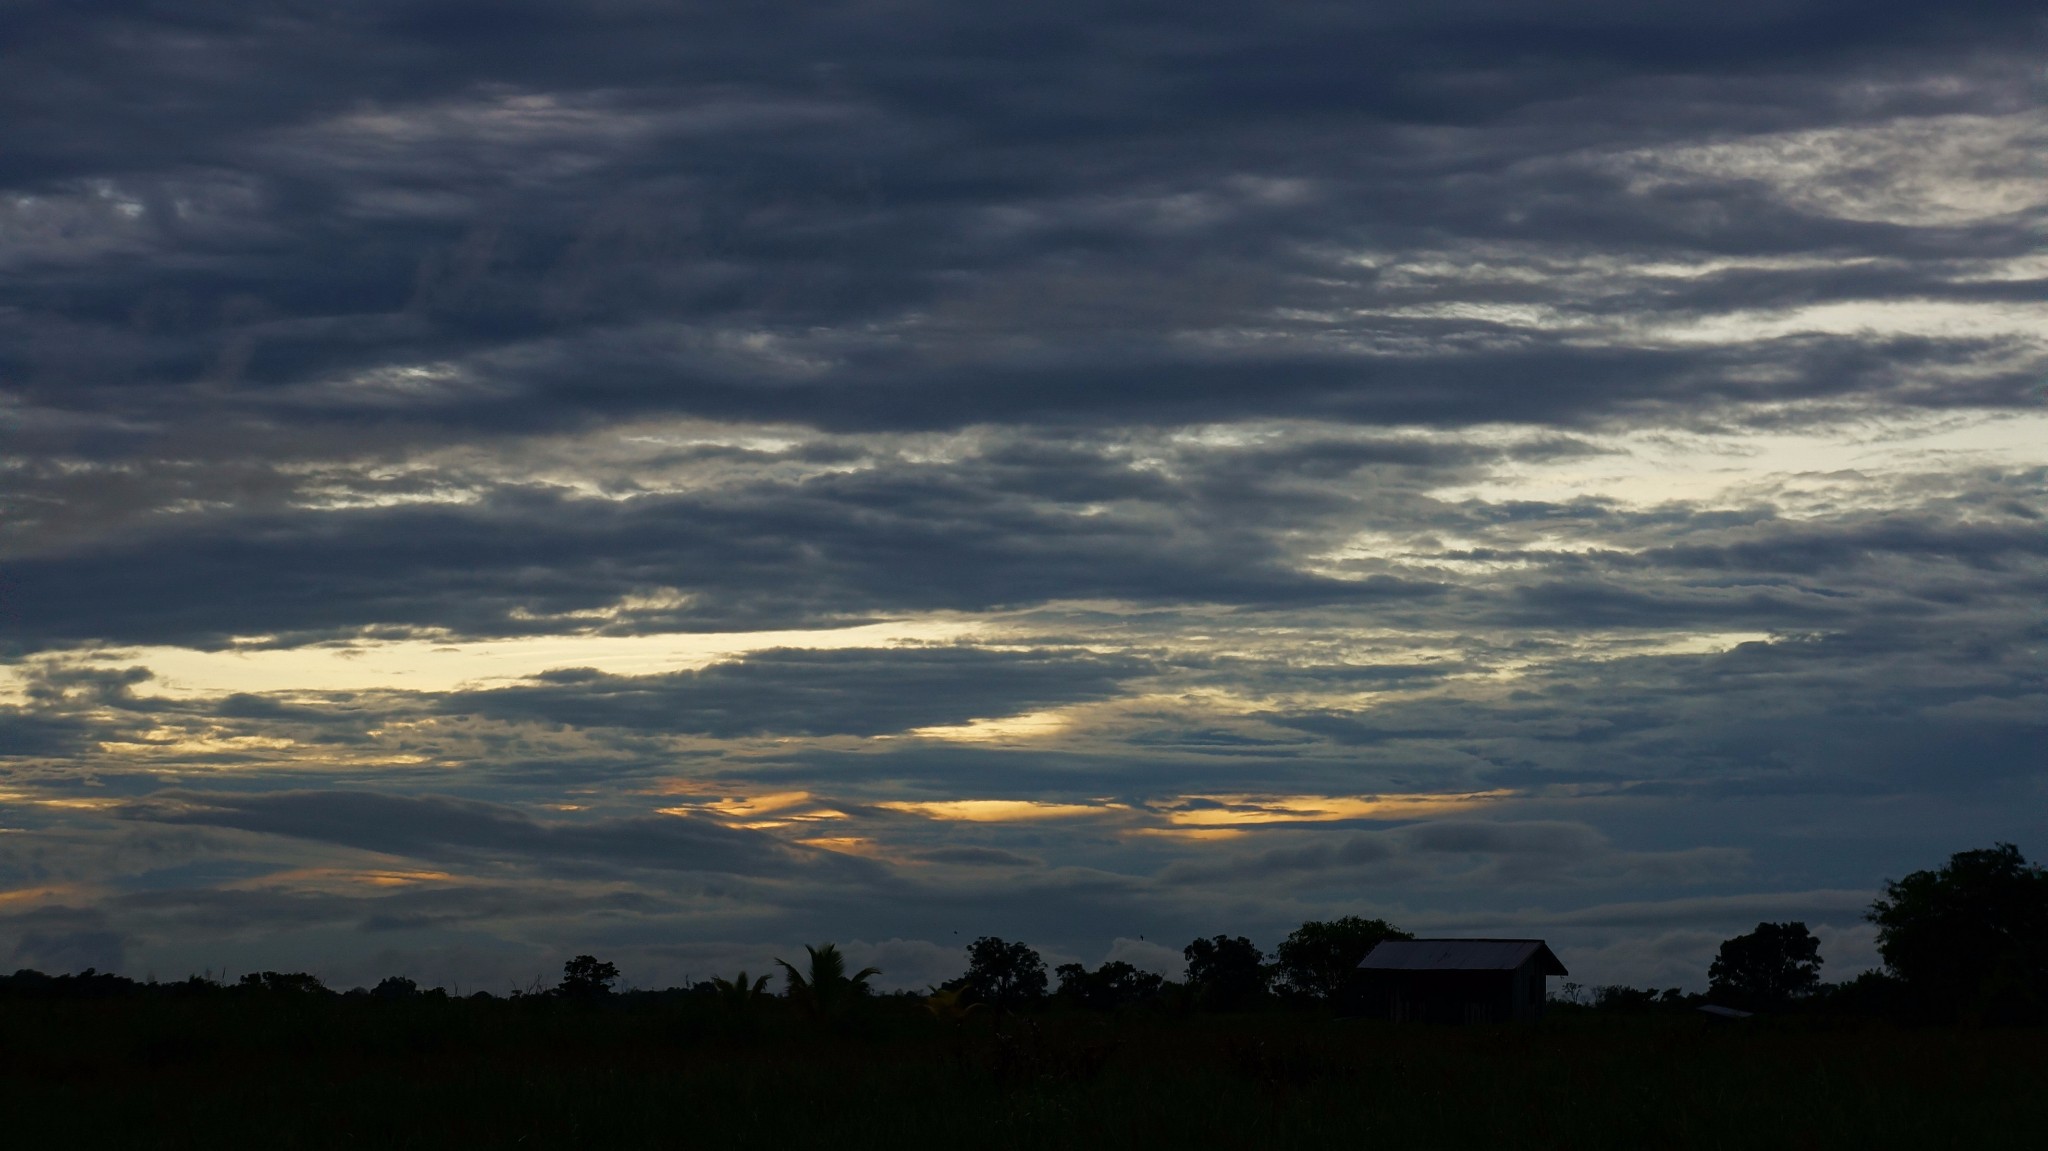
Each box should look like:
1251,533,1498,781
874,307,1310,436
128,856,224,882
2,843,2042,1148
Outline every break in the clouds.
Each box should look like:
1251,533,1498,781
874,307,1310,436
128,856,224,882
3,2,2045,994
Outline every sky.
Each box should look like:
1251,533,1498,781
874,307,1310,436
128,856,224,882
2,1,2044,995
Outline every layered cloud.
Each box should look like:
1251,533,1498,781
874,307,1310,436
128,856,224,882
4,2,2044,991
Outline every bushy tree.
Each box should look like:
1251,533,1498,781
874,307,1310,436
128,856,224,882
1272,916,1410,1002
1182,935,1268,1010
1868,843,2048,1021
371,975,420,1000
959,936,1048,1009
1053,960,1164,1010
1707,922,1822,1009
557,955,620,999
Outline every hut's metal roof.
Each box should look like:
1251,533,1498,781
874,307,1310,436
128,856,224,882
1358,939,1568,976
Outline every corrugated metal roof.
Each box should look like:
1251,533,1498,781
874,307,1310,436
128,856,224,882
1358,938,1568,976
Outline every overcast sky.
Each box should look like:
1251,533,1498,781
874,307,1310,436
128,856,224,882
3,2,2044,994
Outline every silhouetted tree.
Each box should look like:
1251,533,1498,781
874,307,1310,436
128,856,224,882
238,971,329,995
1272,916,1411,1002
1708,922,1822,1009
557,955,620,999
1819,969,1910,1017
710,970,772,1009
1183,935,1268,1010
1868,842,2048,1021
776,943,879,1019
0,968,142,1000
1053,960,1163,1010
959,936,1047,1009
371,975,420,1000
1593,985,1689,1012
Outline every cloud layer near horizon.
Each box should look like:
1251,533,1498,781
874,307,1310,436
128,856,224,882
3,2,2044,993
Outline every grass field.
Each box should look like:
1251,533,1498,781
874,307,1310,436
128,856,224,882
4,996,2042,1148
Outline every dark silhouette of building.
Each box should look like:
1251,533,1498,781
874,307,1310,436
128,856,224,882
1357,938,1567,1023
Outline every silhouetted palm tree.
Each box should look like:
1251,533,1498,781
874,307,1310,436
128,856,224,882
775,943,880,1019
711,970,772,1010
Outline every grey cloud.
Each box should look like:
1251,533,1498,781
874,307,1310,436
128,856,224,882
1474,889,1879,931
1640,516,2048,575
440,646,1151,737
1157,820,1618,886
1405,820,1608,858
0,711,103,758
1158,834,1403,886
1262,712,1470,747
118,790,874,881
1156,818,1754,894
3,452,1448,651
908,847,1041,868
4,5,2043,470
3,905,129,974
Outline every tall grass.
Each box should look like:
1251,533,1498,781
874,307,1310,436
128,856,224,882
3,997,2041,1148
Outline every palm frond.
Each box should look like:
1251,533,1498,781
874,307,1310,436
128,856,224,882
774,957,811,994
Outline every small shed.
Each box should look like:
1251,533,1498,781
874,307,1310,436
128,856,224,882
1357,938,1568,1023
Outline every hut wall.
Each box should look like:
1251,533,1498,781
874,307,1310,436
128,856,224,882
1369,970,1521,1024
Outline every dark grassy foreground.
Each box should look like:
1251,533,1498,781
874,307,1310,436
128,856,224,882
4,997,2043,1149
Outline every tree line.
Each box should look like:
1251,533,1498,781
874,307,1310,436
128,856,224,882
1573,842,2048,1023
4,842,2042,1024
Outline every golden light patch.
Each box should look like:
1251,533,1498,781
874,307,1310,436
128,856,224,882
910,709,1073,742
656,791,848,824
97,617,982,699
703,790,816,817
795,836,888,856
1159,789,1512,826
0,884,80,907
34,797,126,810
356,869,457,888
231,867,456,891
877,799,1119,822
97,729,298,755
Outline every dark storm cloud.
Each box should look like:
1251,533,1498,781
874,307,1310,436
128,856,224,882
4,1,2043,463
1,905,129,974
119,790,873,881
1153,819,1745,890
0,711,103,758
2,452,1449,651
1252,613,2048,801
441,646,1151,737
908,847,1041,868
1157,834,1402,886
1482,889,1878,931
1405,820,1607,857
1638,515,2048,575
99,881,684,938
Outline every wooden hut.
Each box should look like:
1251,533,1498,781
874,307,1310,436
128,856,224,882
1357,938,1567,1023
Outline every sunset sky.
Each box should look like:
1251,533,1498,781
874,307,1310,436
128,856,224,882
3,2,2044,994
